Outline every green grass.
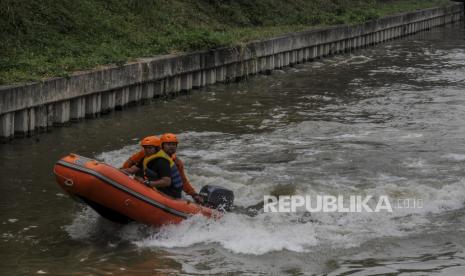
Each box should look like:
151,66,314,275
0,0,451,85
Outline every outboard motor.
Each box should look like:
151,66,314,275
199,185,234,212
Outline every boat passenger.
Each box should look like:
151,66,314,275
160,133,203,203
121,133,202,202
124,136,181,198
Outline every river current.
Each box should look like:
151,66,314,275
1,22,465,275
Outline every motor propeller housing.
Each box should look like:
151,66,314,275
199,185,234,212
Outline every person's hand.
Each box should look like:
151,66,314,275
120,168,129,173
135,176,145,183
192,194,204,204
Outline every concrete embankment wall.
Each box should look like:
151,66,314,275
0,3,463,142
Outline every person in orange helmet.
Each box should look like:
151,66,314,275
160,133,203,203
121,133,203,203
124,136,183,199
122,136,159,175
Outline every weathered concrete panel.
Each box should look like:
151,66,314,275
85,94,101,117
0,113,14,141
181,74,193,90
153,80,165,96
129,85,142,103
115,87,130,109
192,72,202,88
34,105,48,130
14,109,28,137
141,82,155,100
70,98,86,121
101,91,116,113
54,101,71,125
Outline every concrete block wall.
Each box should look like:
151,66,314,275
0,3,463,142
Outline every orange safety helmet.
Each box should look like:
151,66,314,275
160,133,178,144
140,136,161,147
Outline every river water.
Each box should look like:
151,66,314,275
1,22,465,275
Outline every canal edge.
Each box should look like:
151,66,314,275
0,3,463,143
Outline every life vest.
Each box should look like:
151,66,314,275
143,150,183,198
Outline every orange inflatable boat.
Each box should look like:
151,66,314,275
53,154,232,226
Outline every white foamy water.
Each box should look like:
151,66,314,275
96,144,141,167
75,125,465,256
443,153,465,162
134,213,318,255
67,176,465,255
331,55,373,66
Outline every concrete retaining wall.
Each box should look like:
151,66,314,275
0,3,463,142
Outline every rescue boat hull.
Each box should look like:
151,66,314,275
53,154,218,227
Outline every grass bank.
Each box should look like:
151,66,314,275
0,0,451,85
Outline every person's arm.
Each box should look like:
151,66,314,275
147,177,171,188
123,165,140,174
175,158,203,203
123,157,144,174
121,150,145,169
